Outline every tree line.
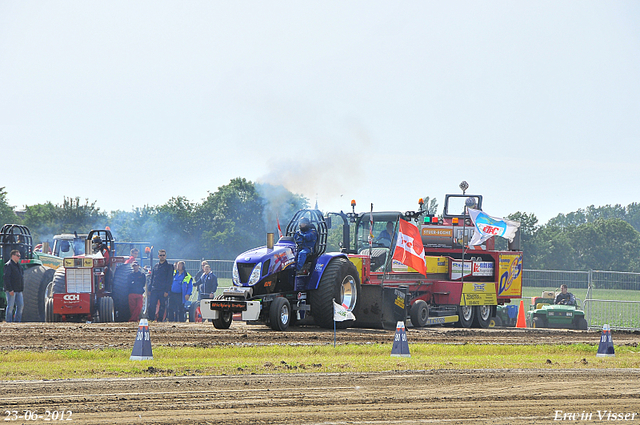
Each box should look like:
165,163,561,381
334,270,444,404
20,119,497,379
1,182,639,272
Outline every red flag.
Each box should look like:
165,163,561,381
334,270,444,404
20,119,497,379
276,217,283,238
392,218,426,276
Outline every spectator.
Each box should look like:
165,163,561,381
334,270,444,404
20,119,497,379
197,263,218,300
127,262,146,322
168,261,192,322
125,248,140,265
4,250,24,323
147,249,173,322
194,260,209,282
555,284,576,305
294,217,317,274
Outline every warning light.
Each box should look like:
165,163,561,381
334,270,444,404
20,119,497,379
432,217,439,224
452,217,459,225
418,198,424,206
351,200,356,207
423,216,431,224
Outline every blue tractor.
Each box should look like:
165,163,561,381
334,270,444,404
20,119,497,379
200,209,360,331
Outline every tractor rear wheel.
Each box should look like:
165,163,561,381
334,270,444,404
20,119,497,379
99,297,115,323
309,257,360,329
456,305,474,328
409,300,429,328
269,297,291,331
51,267,66,294
22,265,53,322
112,264,133,322
575,317,588,330
473,305,492,328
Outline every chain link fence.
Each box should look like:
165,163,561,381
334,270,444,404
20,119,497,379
524,269,640,330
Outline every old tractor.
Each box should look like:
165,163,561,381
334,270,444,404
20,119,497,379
45,230,133,322
526,290,588,330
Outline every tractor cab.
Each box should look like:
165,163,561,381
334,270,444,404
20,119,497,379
442,194,483,223
51,233,87,259
354,212,402,272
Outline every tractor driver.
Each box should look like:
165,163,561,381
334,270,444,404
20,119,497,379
294,217,317,275
92,235,110,263
374,221,395,248
555,284,576,305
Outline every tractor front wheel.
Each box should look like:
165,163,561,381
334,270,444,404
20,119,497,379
99,297,115,323
212,296,233,329
269,297,291,331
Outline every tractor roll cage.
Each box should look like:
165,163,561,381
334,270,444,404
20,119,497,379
285,209,328,257
0,224,33,263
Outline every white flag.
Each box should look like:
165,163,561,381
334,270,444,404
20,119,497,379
333,300,356,322
468,208,520,246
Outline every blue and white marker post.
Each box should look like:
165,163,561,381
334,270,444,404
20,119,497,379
596,324,615,357
391,321,411,357
130,318,153,360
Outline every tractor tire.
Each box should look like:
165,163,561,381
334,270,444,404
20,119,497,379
44,281,61,322
456,305,475,328
575,317,588,330
490,315,503,328
269,297,291,331
188,302,202,323
22,265,53,322
212,296,233,329
112,264,133,322
409,300,429,328
99,297,115,323
309,257,360,329
51,268,66,294
473,305,492,329
532,316,546,328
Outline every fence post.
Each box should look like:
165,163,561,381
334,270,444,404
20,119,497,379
584,269,593,324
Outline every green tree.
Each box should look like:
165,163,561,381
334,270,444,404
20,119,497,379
569,219,640,272
0,187,19,227
195,178,267,259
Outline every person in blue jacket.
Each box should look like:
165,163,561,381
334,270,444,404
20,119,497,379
294,217,317,274
168,261,192,321
197,263,218,300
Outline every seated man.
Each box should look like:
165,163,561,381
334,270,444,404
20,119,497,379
373,221,395,248
555,284,576,305
294,217,317,274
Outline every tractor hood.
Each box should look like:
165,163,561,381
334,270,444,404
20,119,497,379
232,238,296,287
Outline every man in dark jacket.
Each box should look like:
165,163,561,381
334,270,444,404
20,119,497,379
294,217,317,274
4,250,24,322
147,250,173,321
197,264,218,300
555,284,576,305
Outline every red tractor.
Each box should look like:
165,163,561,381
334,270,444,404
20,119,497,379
45,230,133,322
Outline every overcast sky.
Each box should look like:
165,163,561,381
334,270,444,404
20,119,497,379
1,1,639,225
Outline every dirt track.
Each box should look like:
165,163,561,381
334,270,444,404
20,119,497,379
2,323,640,424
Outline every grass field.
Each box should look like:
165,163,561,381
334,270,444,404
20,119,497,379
0,344,637,381
522,287,640,303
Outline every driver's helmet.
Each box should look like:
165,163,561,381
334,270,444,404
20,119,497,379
298,217,311,232
91,235,102,252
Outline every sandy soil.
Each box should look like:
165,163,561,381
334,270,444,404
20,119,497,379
1,322,639,424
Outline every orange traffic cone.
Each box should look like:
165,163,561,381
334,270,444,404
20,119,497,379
515,299,527,328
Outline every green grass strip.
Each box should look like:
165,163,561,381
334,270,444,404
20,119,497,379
0,343,638,381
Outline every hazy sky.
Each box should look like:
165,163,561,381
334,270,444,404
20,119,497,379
1,1,639,225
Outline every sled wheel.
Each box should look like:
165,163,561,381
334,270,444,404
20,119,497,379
473,305,492,329
409,300,429,328
456,305,474,328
